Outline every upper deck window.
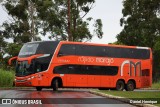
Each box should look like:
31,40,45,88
19,44,39,56
18,41,59,57
58,44,150,59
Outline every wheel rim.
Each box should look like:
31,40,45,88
55,80,58,89
128,83,134,90
117,82,123,90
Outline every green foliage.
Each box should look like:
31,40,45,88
1,0,41,43
36,0,103,41
108,41,125,45
96,90,160,106
96,90,160,98
94,19,103,39
0,0,103,69
153,41,160,82
0,42,22,69
152,81,160,89
117,0,160,48
1,0,103,42
117,0,160,82
5,43,22,57
0,69,14,87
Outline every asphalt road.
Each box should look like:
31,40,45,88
0,88,135,107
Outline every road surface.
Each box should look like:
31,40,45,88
0,88,135,107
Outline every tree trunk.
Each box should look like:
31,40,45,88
67,0,72,41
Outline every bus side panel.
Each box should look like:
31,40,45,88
88,75,100,87
100,76,116,88
140,60,152,88
66,74,88,87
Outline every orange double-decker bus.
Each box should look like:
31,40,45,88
9,41,152,91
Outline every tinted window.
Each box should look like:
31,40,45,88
57,44,150,59
104,46,149,59
19,41,59,57
19,44,39,56
76,45,105,56
58,44,75,56
53,64,118,76
75,44,150,59
36,41,59,54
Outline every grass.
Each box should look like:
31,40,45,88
95,90,160,106
152,82,160,89
96,90,160,98
0,69,14,87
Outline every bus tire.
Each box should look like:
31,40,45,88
116,80,124,91
52,79,58,91
126,81,135,91
36,87,42,91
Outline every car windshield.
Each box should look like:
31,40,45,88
16,61,34,76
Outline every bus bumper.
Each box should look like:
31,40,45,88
15,80,33,87
15,77,38,87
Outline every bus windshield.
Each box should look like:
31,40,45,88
19,44,39,56
18,41,59,58
16,61,34,76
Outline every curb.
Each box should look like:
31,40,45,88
89,90,158,107
0,87,34,90
140,88,160,90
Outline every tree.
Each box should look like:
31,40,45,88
37,0,103,41
117,0,160,82
1,0,41,43
0,28,7,68
153,41,160,82
0,0,103,69
117,0,160,48
1,0,103,42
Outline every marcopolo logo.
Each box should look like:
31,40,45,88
78,56,114,65
121,60,141,76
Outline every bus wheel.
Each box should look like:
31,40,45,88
116,80,124,91
36,87,42,91
126,81,135,91
52,79,58,91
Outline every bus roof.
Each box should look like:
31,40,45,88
25,40,151,50
59,41,151,50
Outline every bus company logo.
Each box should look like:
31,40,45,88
78,56,114,65
121,60,141,76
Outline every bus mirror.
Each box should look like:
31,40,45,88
8,56,18,65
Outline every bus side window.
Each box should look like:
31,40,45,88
58,44,75,57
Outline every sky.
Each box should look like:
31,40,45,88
0,0,124,44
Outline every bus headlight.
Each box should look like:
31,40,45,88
31,76,35,79
27,76,35,80
27,78,31,80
